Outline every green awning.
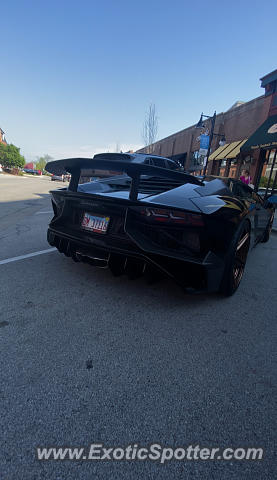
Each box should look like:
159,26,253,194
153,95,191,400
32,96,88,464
241,114,277,151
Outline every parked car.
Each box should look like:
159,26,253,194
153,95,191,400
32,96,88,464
45,153,276,296
23,168,40,175
258,187,277,197
51,174,66,182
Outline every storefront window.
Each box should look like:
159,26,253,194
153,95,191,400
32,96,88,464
265,149,277,179
219,159,226,176
267,149,276,166
229,159,237,178
188,151,205,172
241,155,253,166
260,149,277,191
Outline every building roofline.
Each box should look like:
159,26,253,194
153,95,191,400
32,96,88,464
260,69,277,87
260,69,277,81
137,94,265,151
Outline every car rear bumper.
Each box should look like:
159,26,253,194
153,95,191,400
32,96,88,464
47,227,225,293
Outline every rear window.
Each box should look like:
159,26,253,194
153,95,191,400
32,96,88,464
79,168,124,184
151,158,166,168
166,160,180,170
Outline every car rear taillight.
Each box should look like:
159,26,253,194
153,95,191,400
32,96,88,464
139,208,204,226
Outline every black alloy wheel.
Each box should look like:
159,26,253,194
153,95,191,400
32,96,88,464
220,221,250,296
261,214,274,243
232,230,250,290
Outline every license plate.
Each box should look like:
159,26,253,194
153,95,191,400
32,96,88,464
81,212,110,234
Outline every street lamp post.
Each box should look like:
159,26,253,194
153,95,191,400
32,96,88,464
196,111,226,175
204,111,216,175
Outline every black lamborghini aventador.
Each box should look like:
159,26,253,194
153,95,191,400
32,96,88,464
45,153,276,296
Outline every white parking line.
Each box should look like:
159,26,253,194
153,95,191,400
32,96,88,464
35,210,53,215
0,248,57,265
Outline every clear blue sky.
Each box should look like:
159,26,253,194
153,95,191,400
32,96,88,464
1,0,276,161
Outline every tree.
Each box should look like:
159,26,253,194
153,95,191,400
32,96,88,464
0,143,25,169
35,154,53,172
259,176,274,188
142,103,158,153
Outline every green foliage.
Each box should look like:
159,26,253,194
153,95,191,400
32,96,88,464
259,176,274,188
35,154,53,172
0,143,25,169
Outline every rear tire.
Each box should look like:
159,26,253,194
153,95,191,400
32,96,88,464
261,214,274,243
220,221,250,296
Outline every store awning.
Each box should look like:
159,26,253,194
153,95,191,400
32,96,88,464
241,114,277,151
217,141,242,159
225,139,248,158
208,143,230,161
209,139,248,161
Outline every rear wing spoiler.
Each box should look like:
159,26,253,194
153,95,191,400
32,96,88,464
45,157,203,201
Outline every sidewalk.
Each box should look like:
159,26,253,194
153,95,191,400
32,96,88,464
0,172,47,179
22,174,45,178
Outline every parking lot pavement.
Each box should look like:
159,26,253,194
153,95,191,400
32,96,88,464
0,175,59,258
1,175,277,479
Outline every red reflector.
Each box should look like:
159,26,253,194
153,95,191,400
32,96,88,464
152,216,168,222
140,208,203,226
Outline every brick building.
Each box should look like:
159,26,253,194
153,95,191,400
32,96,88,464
137,69,276,187
240,70,277,190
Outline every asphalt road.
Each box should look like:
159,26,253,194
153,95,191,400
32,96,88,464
0,174,276,479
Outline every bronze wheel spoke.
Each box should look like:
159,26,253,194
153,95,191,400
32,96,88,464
232,229,250,288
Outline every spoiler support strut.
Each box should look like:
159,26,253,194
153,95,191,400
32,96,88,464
68,168,80,192
129,173,140,201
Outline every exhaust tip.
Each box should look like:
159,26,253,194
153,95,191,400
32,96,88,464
76,252,108,268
